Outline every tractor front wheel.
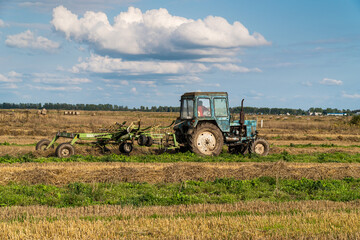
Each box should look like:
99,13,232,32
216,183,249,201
55,143,75,158
188,122,224,156
250,139,270,156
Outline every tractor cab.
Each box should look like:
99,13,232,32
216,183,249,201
175,92,269,156
179,92,230,132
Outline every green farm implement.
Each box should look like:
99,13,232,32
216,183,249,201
36,121,178,158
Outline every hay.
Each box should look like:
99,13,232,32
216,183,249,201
1,162,360,186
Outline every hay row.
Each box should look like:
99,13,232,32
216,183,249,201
1,162,360,185
0,200,359,220
1,201,360,239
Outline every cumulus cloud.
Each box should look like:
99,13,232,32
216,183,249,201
0,19,5,28
320,78,343,86
5,30,60,51
72,54,209,75
51,6,269,59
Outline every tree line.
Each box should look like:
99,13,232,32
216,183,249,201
0,102,354,115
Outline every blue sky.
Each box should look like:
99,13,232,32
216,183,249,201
0,0,359,109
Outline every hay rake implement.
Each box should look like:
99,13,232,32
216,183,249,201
36,121,178,158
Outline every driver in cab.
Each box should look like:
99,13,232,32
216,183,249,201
197,100,210,117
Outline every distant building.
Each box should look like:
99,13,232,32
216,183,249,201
309,112,322,116
327,113,347,116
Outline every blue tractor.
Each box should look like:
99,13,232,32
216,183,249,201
174,92,269,156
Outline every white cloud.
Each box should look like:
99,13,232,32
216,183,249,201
0,72,22,83
134,80,156,87
342,92,360,99
16,0,135,13
0,19,5,28
2,83,18,89
165,76,203,84
72,54,208,75
32,73,91,84
195,57,237,63
8,71,22,78
18,2,43,7
52,6,269,59
31,86,82,91
5,30,60,51
301,81,313,87
130,87,137,94
213,63,262,73
320,78,343,86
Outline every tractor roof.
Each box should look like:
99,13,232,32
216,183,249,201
181,92,228,97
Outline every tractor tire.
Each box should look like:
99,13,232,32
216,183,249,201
55,143,75,158
188,122,224,156
119,142,133,154
250,139,270,156
137,135,147,146
36,139,53,151
145,137,153,147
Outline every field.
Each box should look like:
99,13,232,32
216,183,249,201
1,109,360,239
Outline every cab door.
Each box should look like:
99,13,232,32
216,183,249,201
213,97,230,132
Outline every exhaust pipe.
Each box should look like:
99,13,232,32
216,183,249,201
239,99,245,126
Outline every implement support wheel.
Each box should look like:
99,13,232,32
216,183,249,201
56,143,75,158
36,139,53,151
119,142,133,154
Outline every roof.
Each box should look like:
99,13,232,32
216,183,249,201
181,92,228,97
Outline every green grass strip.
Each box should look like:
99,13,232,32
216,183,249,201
278,143,360,148
0,177,359,207
0,142,35,147
1,151,360,163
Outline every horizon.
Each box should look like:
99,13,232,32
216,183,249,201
0,0,359,109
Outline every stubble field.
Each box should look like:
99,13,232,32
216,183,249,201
1,109,360,239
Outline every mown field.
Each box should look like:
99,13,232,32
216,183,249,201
1,109,360,239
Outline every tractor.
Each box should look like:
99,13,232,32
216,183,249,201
36,92,269,158
174,92,269,156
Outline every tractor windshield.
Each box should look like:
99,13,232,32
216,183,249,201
181,98,194,119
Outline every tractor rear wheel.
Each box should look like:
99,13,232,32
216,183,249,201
36,139,53,151
250,139,270,156
188,122,224,156
55,143,75,158
119,142,133,154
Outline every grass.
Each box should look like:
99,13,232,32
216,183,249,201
279,143,360,148
2,151,360,163
0,141,35,147
1,177,360,207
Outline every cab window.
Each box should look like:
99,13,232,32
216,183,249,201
197,98,211,117
214,98,228,117
181,98,194,119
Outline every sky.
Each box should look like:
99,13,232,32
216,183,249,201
0,0,359,109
